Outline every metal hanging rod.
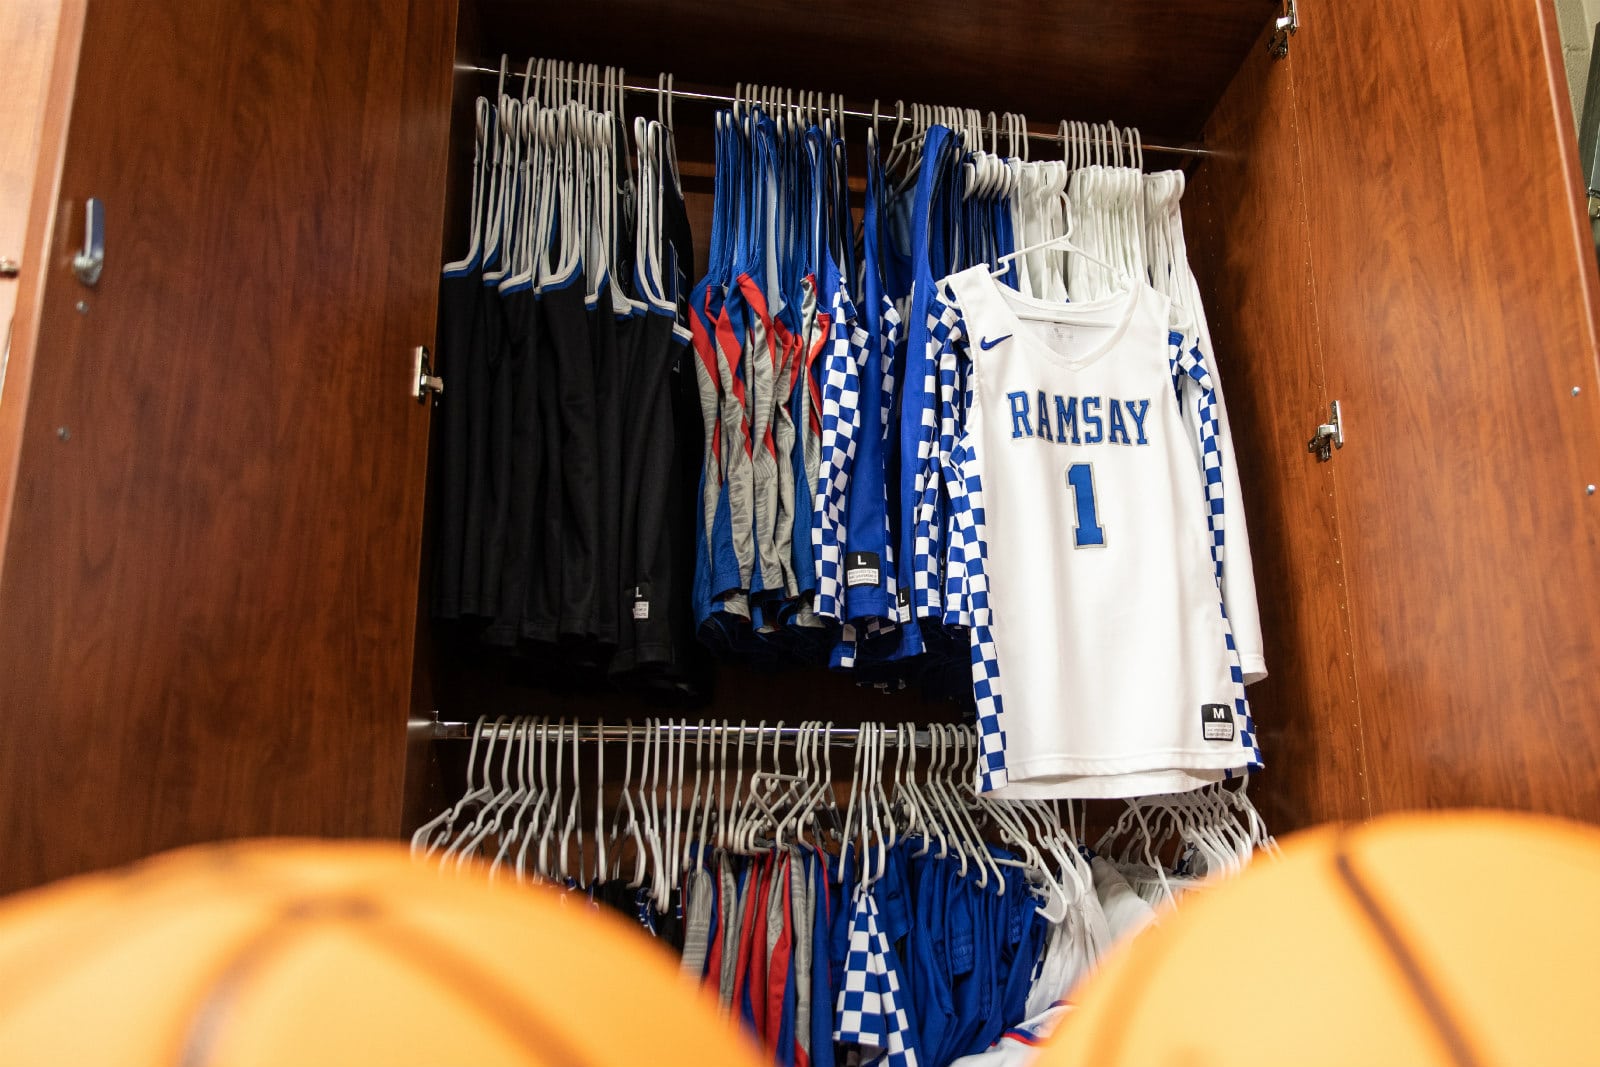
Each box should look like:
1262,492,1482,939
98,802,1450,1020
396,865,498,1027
429,716,962,748
454,62,1211,159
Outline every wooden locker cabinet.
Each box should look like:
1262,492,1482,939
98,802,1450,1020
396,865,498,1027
1187,1,1600,829
2,0,1597,893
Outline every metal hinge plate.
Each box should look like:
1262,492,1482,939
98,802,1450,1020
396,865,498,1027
1307,399,1343,461
413,345,443,404
1270,0,1299,59
72,198,104,286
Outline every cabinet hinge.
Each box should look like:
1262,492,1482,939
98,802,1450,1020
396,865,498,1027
1307,400,1343,462
72,198,104,287
1270,0,1299,60
413,345,443,404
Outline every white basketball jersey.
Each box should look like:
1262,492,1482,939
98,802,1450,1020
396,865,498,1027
941,265,1260,798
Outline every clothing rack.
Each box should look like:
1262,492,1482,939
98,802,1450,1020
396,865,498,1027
429,716,958,748
455,62,1212,159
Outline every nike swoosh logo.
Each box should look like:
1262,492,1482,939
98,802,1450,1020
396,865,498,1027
979,334,1012,350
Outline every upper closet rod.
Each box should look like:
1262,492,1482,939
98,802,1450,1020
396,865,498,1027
454,62,1211,159
430,717,962,747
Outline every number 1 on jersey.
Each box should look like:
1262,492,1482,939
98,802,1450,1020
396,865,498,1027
1066,463,1106,548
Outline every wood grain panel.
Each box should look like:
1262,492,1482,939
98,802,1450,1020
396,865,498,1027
462,0,1277,140
0,0,458,892
1292,0,1600,820
1183,25,1368,831
0,0,82,565
0,0,61,347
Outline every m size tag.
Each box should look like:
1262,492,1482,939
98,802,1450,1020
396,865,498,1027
845,551,881,588
1201,704,1235,741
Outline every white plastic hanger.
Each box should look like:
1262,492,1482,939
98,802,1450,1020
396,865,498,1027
490,718,541,880
534,719,568,881
668,720,689,891
540,719,572,881
790,723,822,846
877,726,898,860
992,194,1132,291
729,721,761,855
655,721,676,898
902,724,934,852
750,720,811,849
926,726,976,880
591,720,607,885
513,719,550,881
891,724,921,845
447,715,524,866
457,717,531,871
611,721,647,887
648,720,674,908
948,727,1003,890
434,715,507,863
443,97,493,273
771,722,805,849
912,722,948,861
739,722,776,855
641,719,667,899
774,723,821,849
853,724,879,886
713,719,732,852
818,721,842,845
684,724,708,870
984,795,1070,921
722,721,745,852
837,724,867,884
864,724,891,886
804,722,834,845
558,721,585,884
410,715,487,856
485,87,523,287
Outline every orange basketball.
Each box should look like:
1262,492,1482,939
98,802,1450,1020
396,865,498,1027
1038,811,1600,1067
0,839,765,1067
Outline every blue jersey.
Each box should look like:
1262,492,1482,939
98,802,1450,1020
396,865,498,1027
894,125,964,660
843,139,896,624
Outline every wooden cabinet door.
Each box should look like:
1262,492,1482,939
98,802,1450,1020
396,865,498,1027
0,0,457,891
1287,0,1600,821
1185,20,1370,831
1198,0,1600,829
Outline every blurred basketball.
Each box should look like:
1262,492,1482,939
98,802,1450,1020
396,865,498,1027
0,839,764,1067
1039,811,1600,1067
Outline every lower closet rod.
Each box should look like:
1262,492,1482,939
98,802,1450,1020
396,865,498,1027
429,717,959,748
455,62,1210,159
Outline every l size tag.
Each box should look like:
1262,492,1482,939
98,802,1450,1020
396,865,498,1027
845,551,881,588
630,584,651,621
1201,704,1235,741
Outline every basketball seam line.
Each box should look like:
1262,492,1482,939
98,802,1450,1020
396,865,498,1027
1332,838,1484,1067
0,845,290,1025
172,894,600,1067
350,909,600,1067
174,903,323,1067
